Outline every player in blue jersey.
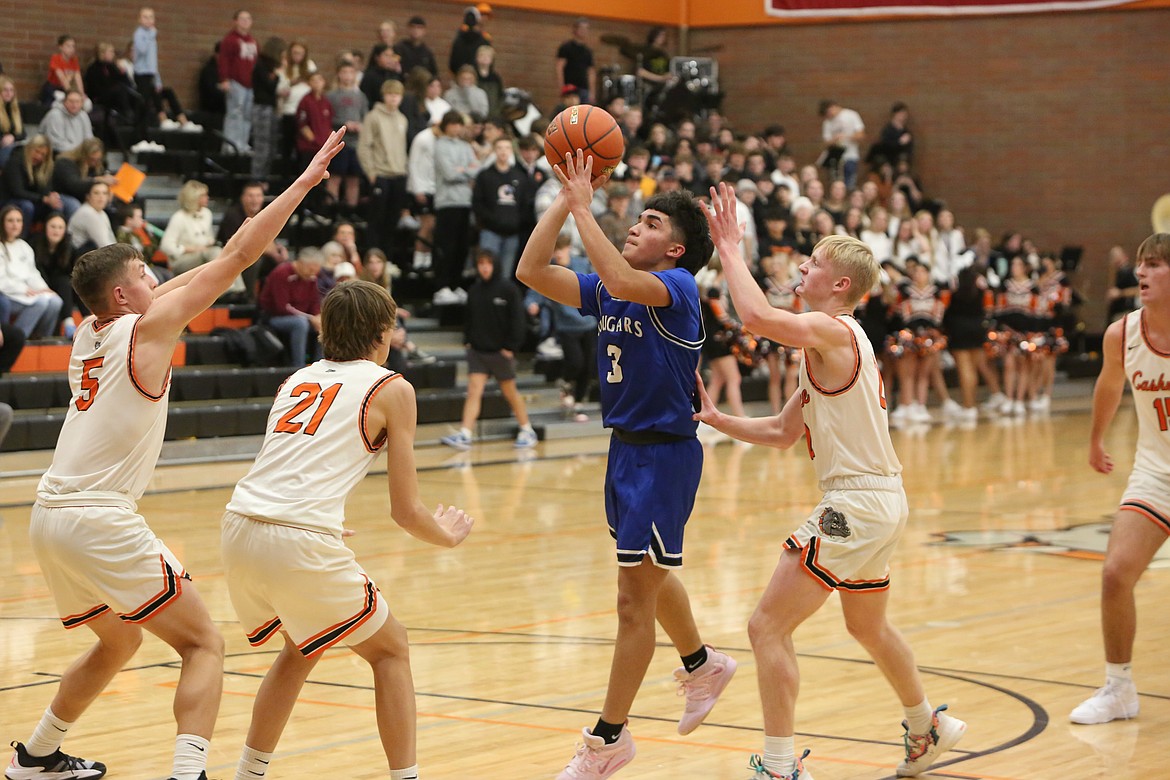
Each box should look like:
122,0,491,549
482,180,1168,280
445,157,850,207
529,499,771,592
518,151,736,780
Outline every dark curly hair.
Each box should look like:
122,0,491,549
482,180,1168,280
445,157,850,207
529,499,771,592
642,190,713,276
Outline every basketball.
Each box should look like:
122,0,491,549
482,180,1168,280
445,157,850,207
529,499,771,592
544,105,625,183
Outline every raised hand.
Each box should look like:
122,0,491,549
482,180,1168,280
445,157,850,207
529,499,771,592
553,148,607,213
691,370,720,425
705,181,744,251
434,504,474,547
299,127,347,188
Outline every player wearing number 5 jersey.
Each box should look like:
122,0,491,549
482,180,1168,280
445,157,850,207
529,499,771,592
9,129,348,780
694,184,964,780
518,151,736,780
221,280,472,780
1070,233,1170,727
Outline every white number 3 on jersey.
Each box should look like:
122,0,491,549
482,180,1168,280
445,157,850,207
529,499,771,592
606,344,623,384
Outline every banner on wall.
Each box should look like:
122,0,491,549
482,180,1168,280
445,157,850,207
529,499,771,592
765,0,1139,17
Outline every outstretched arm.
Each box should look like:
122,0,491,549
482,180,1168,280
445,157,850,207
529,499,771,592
1089,319,1127,474
693,371,805,449
560,150,671,306
706,182,848,352
515,189,581,307
378,378,474,547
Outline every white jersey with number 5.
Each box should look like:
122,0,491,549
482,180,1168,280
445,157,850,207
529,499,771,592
38,315,170,503
1122,309,1170,475
797,315,901,485
227,360,400,536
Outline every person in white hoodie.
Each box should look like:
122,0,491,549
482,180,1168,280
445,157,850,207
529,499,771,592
0,204,63,337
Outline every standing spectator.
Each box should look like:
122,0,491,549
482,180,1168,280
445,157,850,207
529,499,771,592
449,5,492,76
276,41,316,165
259,246,323,366
161,180,220,273
473,136,527,278
218,10,258,153
555,18,596,104
0,205,64,339
543,234,597,417
871,101,914,168
67,181,117,253
819,98,865,189
432,111,477,304
31,212,78,332
360,44,403,112
406,122,441,272
419,73,453,128
131,6,191,129
358,80,409,259
2,135,67,230
294,72,333,168
441,248,537,449
474,45,504,118
367,19,398,67
250,36,284,178
1105,244,1139,325
51,138,116,216
597,181,635,251
39,90,93,155
326,61,368,214
0,77,26,168
42,35,86,105
395,16,438,78
199,42,227,116
445,65,490,125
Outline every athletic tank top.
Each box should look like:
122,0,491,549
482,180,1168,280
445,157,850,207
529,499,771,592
1122,309,1170,475
227,359,400,535
797,315,902,484
38,315,170,503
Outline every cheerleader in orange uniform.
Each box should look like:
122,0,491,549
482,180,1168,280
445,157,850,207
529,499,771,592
758,253,802,415
994,256,1041,415
1034,253,1072,412
890,261,950,424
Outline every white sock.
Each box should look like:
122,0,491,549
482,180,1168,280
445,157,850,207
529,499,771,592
904,699,934,735
172,734,210,780
460,427,472,439
390,766,419,780
26,707,72,757
1106,662,1133,685
235,745,273,780
762,734,794,775
520,423,535,434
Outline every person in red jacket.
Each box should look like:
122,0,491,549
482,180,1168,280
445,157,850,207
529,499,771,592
259,247,323,366
295,72,333,167
217,10,258,153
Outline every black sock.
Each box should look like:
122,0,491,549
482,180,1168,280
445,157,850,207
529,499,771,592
591,718,624,745
681,645,709,673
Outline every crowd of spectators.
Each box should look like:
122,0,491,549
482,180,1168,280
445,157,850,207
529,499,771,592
0,5,1094,425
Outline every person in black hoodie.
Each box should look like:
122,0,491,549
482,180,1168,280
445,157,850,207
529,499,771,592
441,248,537,449
472,136,527,279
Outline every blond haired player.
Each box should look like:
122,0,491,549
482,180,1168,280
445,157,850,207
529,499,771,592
222,280,472,780
693,183,965,779
6,130,346,780
1071,233,1170,725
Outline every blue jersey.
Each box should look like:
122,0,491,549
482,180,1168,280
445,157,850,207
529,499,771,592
577,267,704,437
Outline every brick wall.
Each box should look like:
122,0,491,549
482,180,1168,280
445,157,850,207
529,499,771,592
7,3,1167,329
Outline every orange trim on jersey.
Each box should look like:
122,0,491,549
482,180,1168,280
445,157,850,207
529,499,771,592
1120,500,1170,534
245,616,284,647
1140,310,1170,358
90,314,122,333
61,603,111,629
119,555,184,623
127,317,169,401
803,318,861,397
297,577,380,658
359,373,402,453
1121,310,1129,356
787,535,891,593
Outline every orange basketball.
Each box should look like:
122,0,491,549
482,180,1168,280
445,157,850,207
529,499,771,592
544,105,625,183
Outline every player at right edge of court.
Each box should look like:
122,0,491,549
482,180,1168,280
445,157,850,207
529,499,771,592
693,182,965,779
1071,233,1170,726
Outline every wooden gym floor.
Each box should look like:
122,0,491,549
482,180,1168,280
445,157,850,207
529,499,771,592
1,404,1166,779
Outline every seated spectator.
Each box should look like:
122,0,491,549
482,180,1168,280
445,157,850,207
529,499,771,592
42,35,86,105
0,77,27,168
51,138,117,214
84,42,143,136
445,65,489,118
31,211,79,331
258,246,323,366
160,179,220,273
216,180,285,298
597,182,634,251
0,205,64,338
114,202,170,280
1,135,69,231
39,90,94,155
67,181,117,252
861,207,894,263
318,240,346,298
332,221,363,272
0,319,26,381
